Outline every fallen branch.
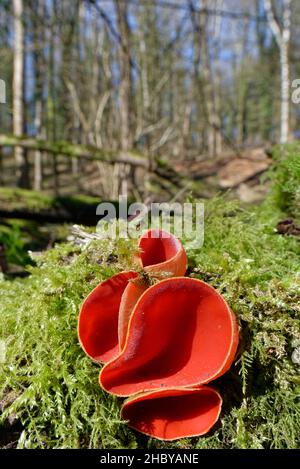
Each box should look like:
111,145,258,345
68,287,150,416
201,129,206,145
0,135,148,168
0,134,183,188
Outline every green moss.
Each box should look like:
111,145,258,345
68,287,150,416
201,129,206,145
0,222,33,267
0,135,116,161
0,237,137,448
0,187,57,212
0,150,300,448
267,143,300,219
0,188,104,226
0,188,104,213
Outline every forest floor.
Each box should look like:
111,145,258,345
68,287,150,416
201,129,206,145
0,144,300,449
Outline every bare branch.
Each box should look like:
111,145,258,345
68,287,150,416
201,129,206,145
263,0,282,47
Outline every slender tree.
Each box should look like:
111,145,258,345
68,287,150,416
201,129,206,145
13,0,28,187
264,0,292,144
114,0,134,196
32,0,46,190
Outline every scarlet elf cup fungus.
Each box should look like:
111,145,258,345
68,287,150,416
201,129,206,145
121,386,222,441
118,229,188,349
137,229,188,278
78,271,138,363
78,229,239,440
99,277,239,396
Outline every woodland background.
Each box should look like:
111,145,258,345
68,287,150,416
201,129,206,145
1,0,300,450
0,0,299,202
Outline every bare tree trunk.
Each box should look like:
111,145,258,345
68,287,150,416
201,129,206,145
70,1,84,184
48,3,58,193
198,1,215,156
13,0,28,187
189,0,222,157
179,86,193,159
235,15,250,147
114,0,134,196
34,102,43,191
201,0,223,157
280,37,290,144
264,0,291,144
33,0,46,191
115,1,134,151
212,0,223,155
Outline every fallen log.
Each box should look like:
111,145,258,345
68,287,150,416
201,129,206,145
173,148,272,187
218,157,271,188
0,188,119,225
0,134,184,190
0,134,148,168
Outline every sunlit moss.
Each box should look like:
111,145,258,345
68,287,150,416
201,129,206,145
267,143,300,219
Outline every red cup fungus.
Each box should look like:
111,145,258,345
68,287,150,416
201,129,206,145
78,271,138,363
121,386,222,441
78,229,239,440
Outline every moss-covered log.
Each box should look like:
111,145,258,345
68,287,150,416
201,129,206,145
0,134,146,168
0,188,115,225
0,134,183,188
1,190,300,448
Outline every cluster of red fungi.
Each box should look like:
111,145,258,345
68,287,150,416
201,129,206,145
78,229,239,441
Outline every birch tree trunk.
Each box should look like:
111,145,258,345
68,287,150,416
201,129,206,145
264,0,292,144
13,0,28,187
280,4,291,144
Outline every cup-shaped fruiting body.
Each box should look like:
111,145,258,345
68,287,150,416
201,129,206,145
137,229,187,278
78,230,239,442
78,271,137,363
118,277,149,351
118,229,188,350
100,277,239,396
121,386,222,441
